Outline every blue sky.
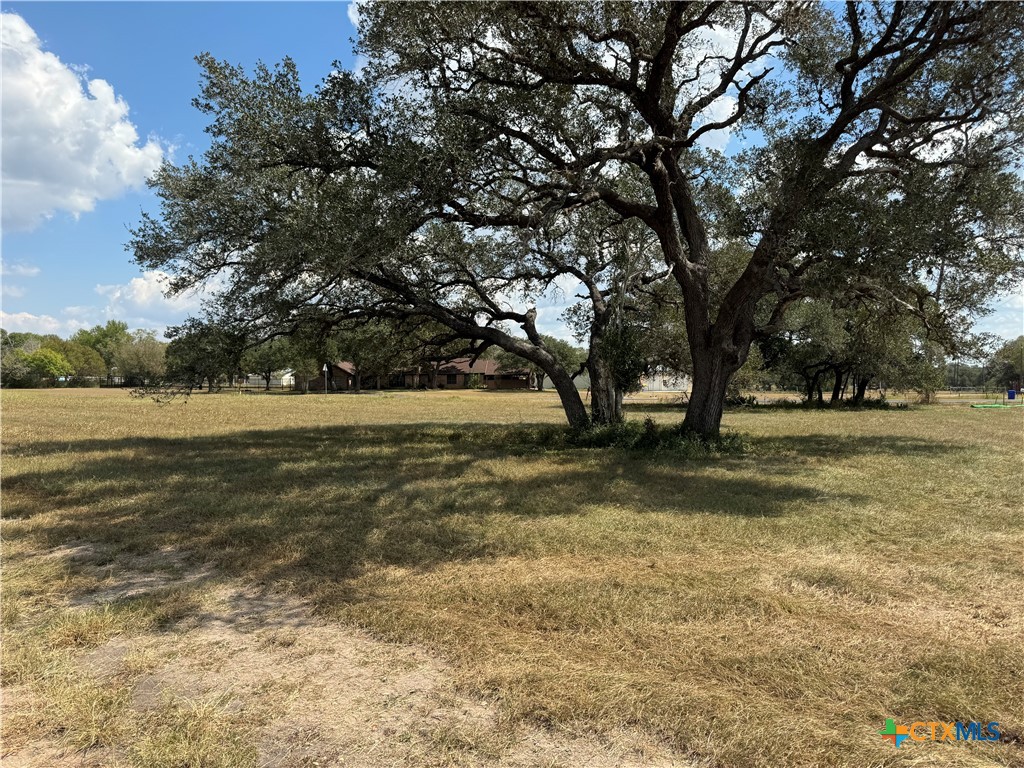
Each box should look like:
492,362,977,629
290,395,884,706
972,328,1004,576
1,2,359,337
1,3,1021,345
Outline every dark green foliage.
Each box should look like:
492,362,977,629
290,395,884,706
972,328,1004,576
985,336,1024,391
754,397,895,412
71,321,131,379
24,348,73,385
241,337,294,390
725,393,758,408
1,348,32,387
131,2,1024,436
1,324,156,388
164,321,237,391
60,343,107,384
595,324,649,396
0,335,74,387
112,331,167,387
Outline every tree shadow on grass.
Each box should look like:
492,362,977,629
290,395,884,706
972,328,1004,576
2,422,965,604
623,402,687,416
745,432,976,459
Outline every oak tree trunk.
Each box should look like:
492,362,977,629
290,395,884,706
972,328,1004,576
851,374,871,405
547,366,590,430
830,367,844,403
588,355,623,425
682,348,736,438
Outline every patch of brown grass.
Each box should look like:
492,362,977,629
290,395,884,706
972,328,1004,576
2,389,1022,766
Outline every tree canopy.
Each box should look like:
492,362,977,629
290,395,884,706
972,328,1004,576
71,321,132,380
0,323,162,388
989,336,1024,391
133,1,1024,436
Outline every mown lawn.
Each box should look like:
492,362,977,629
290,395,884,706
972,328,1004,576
2,388,1022,767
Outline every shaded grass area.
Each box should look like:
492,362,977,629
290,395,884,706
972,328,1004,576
2,389,1023,767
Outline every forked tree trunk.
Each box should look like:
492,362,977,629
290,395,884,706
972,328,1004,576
851,374,871,405
588,356,623,425
830,366,844,403
659,164,819,439
682,348,736,438
584,299,624,426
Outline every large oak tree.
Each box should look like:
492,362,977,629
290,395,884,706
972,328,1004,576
134,2,1024,436
358,0,1024,435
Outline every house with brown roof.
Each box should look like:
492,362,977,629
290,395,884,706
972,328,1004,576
430,356,528,387
400,357,531,389
303,358,530,391
305,362,357,391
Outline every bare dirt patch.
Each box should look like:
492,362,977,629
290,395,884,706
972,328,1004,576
4,547,690,768
57,543,218,606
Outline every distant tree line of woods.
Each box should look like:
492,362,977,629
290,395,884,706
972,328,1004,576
3,312,1020,402
0,316,584,393
1,322,166,388
138,317,594,394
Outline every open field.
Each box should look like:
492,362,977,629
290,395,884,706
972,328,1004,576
2,388,1022,767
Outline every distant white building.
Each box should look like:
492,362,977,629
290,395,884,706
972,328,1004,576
640,370,690,392
541,372,591,391
540,370,691,393
241,369,295,389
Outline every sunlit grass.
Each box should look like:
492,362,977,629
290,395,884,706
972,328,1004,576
2,388,1022,766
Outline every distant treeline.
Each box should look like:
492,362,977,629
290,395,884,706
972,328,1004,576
1,321,165,388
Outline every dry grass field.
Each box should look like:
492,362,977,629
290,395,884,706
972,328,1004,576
2,388,1022,767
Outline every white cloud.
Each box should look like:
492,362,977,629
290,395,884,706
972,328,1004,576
996,291,1024,311
0,270,217,339
347,0,364,30
0,13,164,231
347,0,370,75
62,305,98,319
0,260,41,277
1,259,39,301
533,306,578,343
694,95,739,152
976,290,1024,341
975,312,1024,341
94,270,211,329
0,310,88,335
